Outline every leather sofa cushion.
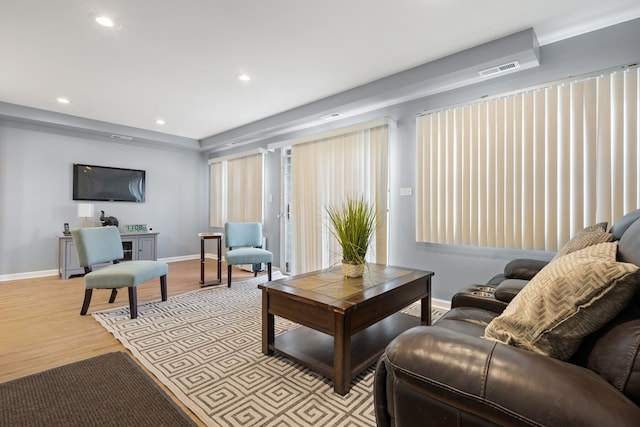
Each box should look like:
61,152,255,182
484,242,640,360
435,307,498,337
572,298,640,406
378,324,640,426
619,218,640,266
610,209,640,239
586,319,640,406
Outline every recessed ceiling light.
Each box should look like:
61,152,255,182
57,97,70,104
155,119,165,125
238,74,251,82
95,16,116,27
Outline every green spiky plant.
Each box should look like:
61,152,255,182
325,196,377,266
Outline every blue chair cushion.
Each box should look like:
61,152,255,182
84,260,168,289
225,248,273,266
225,223,264,248
72,226,124,266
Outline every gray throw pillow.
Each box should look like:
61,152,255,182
484,242,640,360
553,222,614,259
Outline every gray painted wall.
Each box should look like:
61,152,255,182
2,19,638,304
0,120,209,277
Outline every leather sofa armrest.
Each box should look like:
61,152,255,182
375,326,640,427
494,278,529,303
504,258,550,279
450,286,509,313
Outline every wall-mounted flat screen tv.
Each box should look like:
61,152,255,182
73,163,146,202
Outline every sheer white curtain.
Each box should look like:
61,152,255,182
416,67,639,251
209,152,264,227
290,124,389,274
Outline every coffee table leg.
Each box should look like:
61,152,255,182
262,290,274,355
333,312,351,395
420,277,432,325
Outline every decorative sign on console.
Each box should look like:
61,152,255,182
124,224,148,233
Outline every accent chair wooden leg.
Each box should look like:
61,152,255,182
254,270,258,277
108,288,118,303
128,287,138,319
80,289,93,315
267,262,272,281
228,265,232,288
160,275,167,301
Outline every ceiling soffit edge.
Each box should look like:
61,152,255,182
200,28,540,152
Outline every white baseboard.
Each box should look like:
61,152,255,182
0,269,59,282
158,254,200,263
432,297,451,311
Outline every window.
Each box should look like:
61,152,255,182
271,119,391,275
209,152,264,227
416,66,639,251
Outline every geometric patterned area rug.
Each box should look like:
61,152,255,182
93,272,446,427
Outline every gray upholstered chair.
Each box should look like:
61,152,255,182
224,222,273,287
71,226,168,319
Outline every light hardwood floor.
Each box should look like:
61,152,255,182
0,258,270,425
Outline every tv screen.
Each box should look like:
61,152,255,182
73,164,145,202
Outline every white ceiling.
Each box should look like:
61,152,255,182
2,0,640,142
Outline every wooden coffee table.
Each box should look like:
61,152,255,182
258,264,433,395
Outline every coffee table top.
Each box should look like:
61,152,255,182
259,264,433,310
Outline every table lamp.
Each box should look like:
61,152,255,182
77,203,95,227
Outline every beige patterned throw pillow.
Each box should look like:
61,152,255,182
484,242,640,360
553,222,614,259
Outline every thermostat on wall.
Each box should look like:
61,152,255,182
124,224,148,232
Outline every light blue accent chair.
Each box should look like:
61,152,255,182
224,222,273,287
71,226,168,319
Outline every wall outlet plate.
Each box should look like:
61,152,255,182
400,187,412,196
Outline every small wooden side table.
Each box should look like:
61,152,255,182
199,232,223,287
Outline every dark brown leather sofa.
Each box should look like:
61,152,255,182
374,210,640,426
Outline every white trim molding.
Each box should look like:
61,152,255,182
267,117,396,150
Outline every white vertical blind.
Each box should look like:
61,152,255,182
209,161,226,227
209,153,264,227
226,154,264,222
416,67,640,251
290,125,389,274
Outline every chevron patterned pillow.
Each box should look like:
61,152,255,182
553,222,614,259
484,242,640,360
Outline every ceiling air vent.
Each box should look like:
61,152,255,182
110,134,133,141
478,60,520,78
320,112,343,121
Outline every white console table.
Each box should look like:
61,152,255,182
58,231,159,279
